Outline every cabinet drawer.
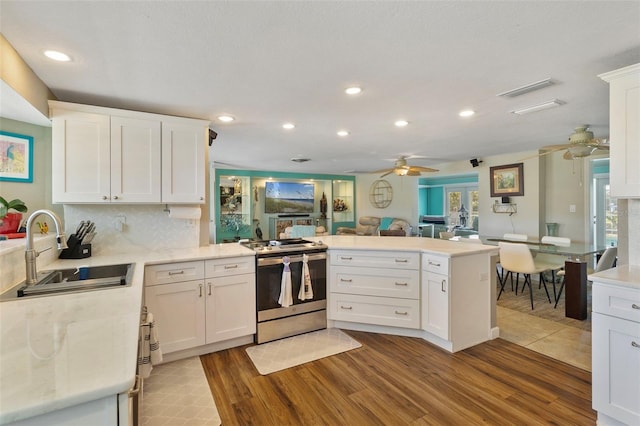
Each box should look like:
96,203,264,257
331,266,420,299
145,261,204,286
329,293,420,329
422,254,449,275
331,250,419,269
593,283,640,323
205,256,255,278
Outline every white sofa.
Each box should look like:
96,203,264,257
279,225,329,239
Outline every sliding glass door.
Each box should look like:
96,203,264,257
446,186,478,228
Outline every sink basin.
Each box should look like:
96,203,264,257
10,263,134,299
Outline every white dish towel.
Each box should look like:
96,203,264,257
138,312,163,379
278,256,293,307
298,253,314,300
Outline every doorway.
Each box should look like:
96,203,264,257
592,158,617,248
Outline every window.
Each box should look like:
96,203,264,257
446,185,478,228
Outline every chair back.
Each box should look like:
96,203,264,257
541,236,571,247
595,247,618,272
439,231,454,239
503,233,527,241
498,242,536,273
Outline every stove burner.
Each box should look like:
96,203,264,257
240,238,327,256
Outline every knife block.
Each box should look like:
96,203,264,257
59,234,92,259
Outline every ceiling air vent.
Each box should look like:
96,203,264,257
511,99,565,115
497,78,555,98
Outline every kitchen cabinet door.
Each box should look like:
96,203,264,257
422,272,449,340
110,116,161,203
52,109,111,203
145,280,206,353
161,122,206,203
205,273,256,343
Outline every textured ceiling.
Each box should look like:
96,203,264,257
1,1,639,174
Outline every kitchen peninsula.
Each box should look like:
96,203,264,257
0,236,498,425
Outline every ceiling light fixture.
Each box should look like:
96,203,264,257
345,87,362,95
44,50,71,62
282,123,295,129
395,120,409,127
497,78,554,98
511,99,565,115
459,109,475,117
337,130,349,137
217,115,235,122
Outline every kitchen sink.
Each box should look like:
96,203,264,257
1,263,134,300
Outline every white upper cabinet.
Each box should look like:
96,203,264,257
161,122,206,203
599,63,640,198
50,101,209,204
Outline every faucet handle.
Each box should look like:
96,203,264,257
37,246,52,256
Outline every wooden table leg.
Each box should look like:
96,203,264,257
564,260,587,320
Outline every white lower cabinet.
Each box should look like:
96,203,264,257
329,250,421,329
592,281,640,425
145,257,255,355
422,267,449,340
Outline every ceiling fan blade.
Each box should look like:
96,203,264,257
520,146,567,160
410,166,439,173
406,170,422,176
379,170,394,178
540,143,573,150
370,168,394,174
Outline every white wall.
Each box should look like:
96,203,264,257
355,174,420,229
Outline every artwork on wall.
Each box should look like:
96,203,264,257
490,163,524,197
0,131,33,183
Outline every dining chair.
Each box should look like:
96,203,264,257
537,236,571,300
554,246,617,308
497,233,528,292
503,233,528,241
498,242,557,309
439,231,454,239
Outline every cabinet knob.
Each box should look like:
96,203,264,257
113,195,119,200
200,197,204,201
102,195,108,200
632,304,640,310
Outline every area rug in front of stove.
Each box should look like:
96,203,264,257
245,328,361,375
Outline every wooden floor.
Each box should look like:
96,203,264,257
200,331,595,425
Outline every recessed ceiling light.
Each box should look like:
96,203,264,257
337,130,349,137
217,115,235,122
345,87,362,95
395,120,409,127
282,123,295,129
44,50,71,62
459,109,475,118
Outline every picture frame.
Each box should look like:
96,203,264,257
490,163,524,197
0,131,34,183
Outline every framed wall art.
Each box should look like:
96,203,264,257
490,163,523,197
0,131,34,183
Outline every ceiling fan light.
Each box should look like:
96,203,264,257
394,168,409,176
568,145,597,158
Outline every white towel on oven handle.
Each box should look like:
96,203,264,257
298,253,314,300
138,312,163,379
278,256,293,307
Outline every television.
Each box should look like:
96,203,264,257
265,181,315,214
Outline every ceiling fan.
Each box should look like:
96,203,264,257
537,125,609,160
371,156,439,177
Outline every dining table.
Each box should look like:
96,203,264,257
471,236,609,320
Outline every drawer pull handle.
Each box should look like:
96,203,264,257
395,282,408,286
395,259,408,263
340,256,353,261
208,283,212,296
340,278,353,283
441,280,446,292
340,305,353,310
395,311,408,316
199,284,203,297
429,261,441,267
168,271,185,276
224,264,239,269
632,304,640,310
632,341,640,349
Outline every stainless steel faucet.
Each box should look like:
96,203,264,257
25,209,68,285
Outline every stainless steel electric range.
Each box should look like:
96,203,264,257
241,238,328,344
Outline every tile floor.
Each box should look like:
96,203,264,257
497,305,592,371
141,356,221,426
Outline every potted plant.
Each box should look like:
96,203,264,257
0,197,28,234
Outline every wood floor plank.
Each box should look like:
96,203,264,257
200,330,596,425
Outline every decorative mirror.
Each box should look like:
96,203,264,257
369,179,393,208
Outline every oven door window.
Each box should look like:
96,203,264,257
257,257,326,311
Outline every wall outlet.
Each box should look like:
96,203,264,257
569,204,576,213
115,215,126,232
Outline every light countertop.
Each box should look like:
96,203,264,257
589,264,640,289
0,243,255,425
311,235,499,256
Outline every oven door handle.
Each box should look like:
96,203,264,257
258,252,327,266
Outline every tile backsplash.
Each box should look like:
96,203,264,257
63,204,202,256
